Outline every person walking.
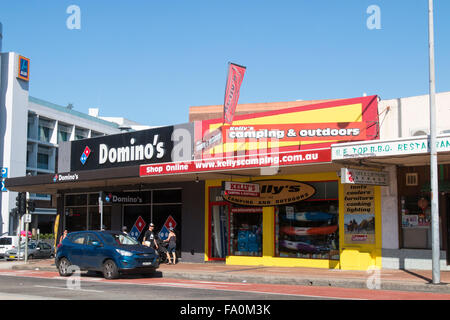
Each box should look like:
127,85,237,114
164,227,177,264
59,230,68,244
142,223,158,250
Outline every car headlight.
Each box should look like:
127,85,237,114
115,249,133,257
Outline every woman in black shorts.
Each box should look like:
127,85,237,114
164,228,177,264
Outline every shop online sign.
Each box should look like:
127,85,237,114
332,135,450,160
140,148,331,177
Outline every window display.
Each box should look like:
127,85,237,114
230,208,262,257
400,195,432,249
276,201,339,260
275,180,339,260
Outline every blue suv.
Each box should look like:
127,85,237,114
55,230,159,279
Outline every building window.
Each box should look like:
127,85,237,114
37,153,49,170
38,119,53,143
275,181,339,260
38,126,50,142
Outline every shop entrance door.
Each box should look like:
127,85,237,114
209,202,230,260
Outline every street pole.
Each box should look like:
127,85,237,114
24,192,30,263
428,0,440,284
99,192,104,231
17,215,21,261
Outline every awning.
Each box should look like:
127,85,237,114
331,134,450,167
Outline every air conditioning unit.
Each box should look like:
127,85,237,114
405,173,419,186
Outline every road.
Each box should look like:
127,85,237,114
0,268,449,301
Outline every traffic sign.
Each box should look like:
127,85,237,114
24,214,32,223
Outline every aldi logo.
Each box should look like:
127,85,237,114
80,146,91,165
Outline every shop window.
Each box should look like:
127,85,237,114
65,207,88,232
88,193,99,206
65,194,87,206
230,208,262,257
275,181,339,260
88,206,112,230
400,195,433,249
152,204,182,258
153,189,182,204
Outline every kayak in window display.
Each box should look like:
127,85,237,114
281,211,337,222
280,225,338,236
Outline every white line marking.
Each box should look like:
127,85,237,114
34,285,104,293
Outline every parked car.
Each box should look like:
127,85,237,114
4,241,54,260
55,230,160,280
0,236,19,258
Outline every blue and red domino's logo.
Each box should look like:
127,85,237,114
80,146,91,165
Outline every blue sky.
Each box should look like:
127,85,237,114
1,1,450,127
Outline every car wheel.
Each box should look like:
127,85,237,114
103,260,119,280
58,258,73,277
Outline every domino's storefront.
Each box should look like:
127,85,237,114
6,123,207,263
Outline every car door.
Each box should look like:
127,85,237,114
40,243,52,258
84,233,104,270
34,243,44,258
69,233,88,268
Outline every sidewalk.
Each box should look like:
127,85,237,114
5,258,450,294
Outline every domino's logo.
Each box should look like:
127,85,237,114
80,146,91,165
105,193,112,202
53,174,58,182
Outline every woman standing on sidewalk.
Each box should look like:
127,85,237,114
164,228,177,264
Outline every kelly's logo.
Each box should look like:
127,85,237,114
80,146,91,165
223,180,316,207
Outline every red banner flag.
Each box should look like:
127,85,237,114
223,62,246,125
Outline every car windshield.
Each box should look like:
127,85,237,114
19,243,36,249
101,233,139,246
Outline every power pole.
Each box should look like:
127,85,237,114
428,0,440,284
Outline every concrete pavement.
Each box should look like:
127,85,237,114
3,258,450,294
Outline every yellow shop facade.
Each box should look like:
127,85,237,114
197,95,383,270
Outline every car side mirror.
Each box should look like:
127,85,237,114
92,241,101,247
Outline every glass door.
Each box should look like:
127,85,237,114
209,203,230,260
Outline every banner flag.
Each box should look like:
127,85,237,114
223,62,246,125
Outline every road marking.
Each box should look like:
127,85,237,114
34,285,104,293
